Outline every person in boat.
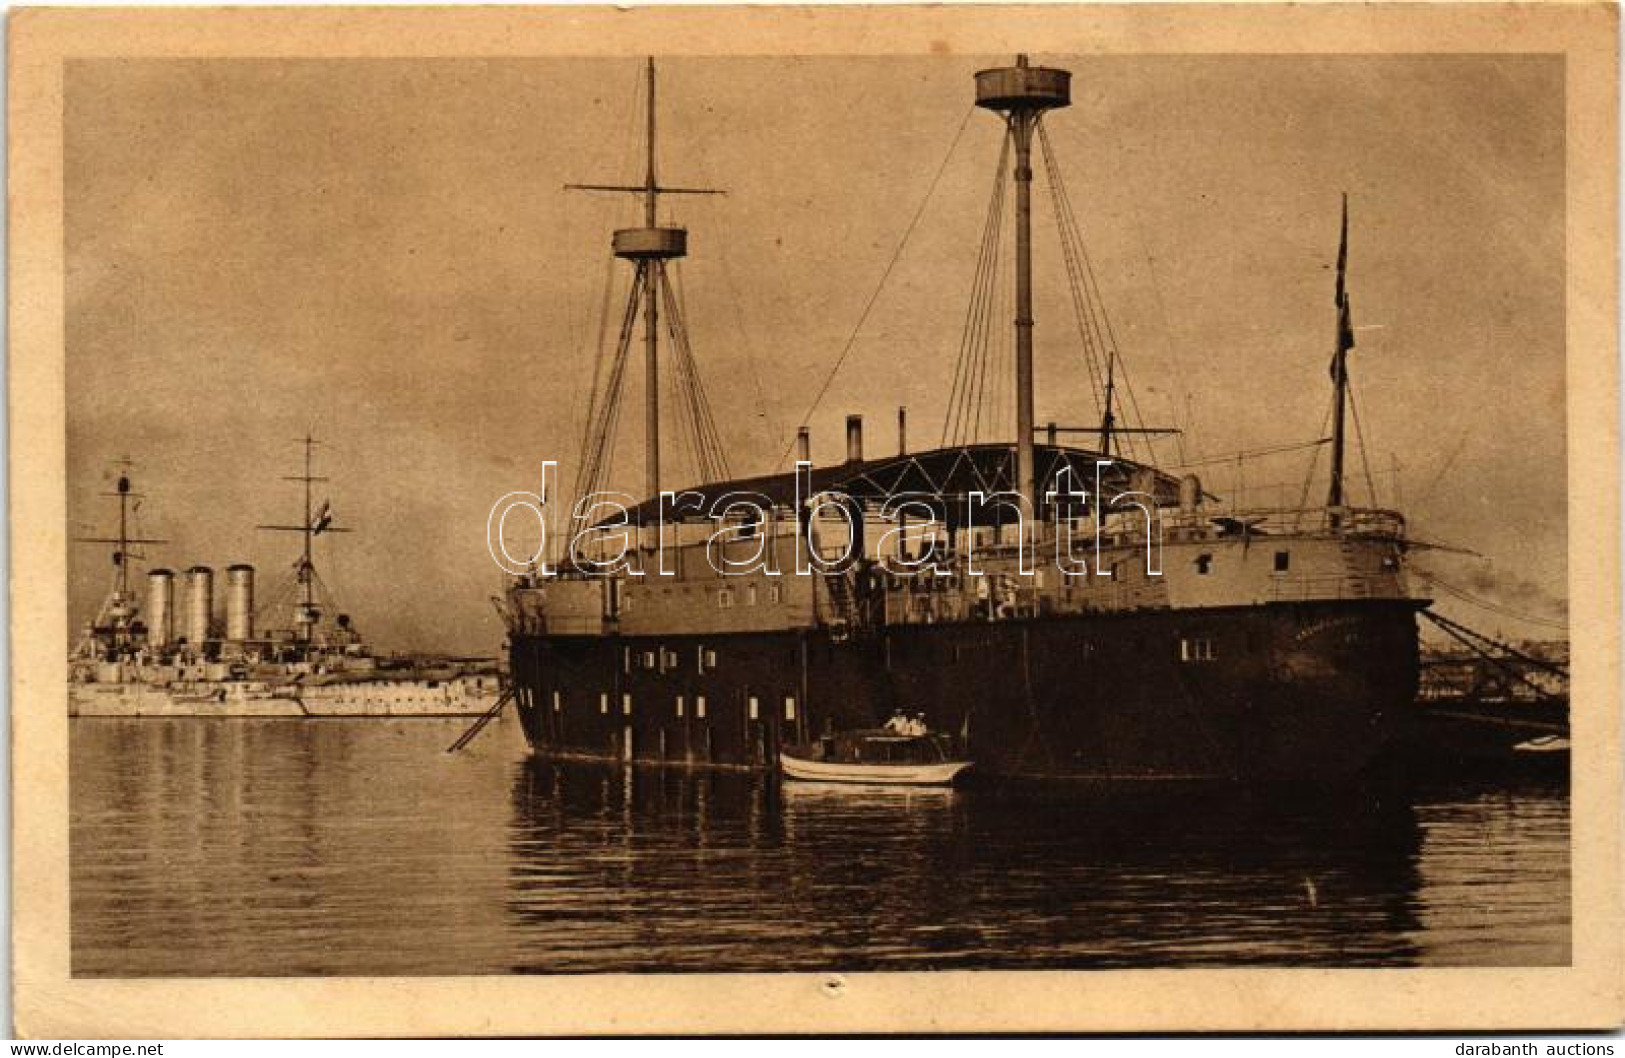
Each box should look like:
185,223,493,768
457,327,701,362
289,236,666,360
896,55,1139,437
884,709,909,735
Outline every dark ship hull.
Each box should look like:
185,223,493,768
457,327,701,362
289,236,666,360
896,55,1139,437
509,597,1420,782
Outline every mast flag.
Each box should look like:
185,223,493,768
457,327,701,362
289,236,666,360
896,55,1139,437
1331,193,1356,378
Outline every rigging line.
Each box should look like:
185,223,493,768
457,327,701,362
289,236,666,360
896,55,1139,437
657,266,702,481
1170,437,1332,469
972,199,1004,444
1045,129,1130,459
577,252,621,464
1294,400,1336,527
1347,375,1380,507
961,155,1005,445
577,266,641,501
673,95,782,459
665,263,729,480
1044,124,1158,464
1037,127,1109,436
1039,125,1113,413
660,267,719,483
1412,570,1570,632
944,128,1011,447
578,267,644,505
1418,424,1474,509
664,264,732,482
775,104,977,470
957,132,1010,446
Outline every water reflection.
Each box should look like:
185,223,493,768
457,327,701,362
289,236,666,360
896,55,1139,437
71,720,1570,975
504,763,1448,970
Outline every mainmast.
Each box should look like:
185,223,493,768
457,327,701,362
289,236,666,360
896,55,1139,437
975,55,1071,538
1327,194,1355,511
257,435,349,644
567,58,724,500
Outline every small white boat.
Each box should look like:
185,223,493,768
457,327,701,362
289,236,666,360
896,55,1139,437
1513,734,1570,754
779,730,973,786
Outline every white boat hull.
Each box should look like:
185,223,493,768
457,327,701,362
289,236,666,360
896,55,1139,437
779,753,972,786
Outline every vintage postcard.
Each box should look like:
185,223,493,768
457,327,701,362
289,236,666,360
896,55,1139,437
9,2,1622,1037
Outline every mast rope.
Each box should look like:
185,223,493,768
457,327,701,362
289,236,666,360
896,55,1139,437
943,127,1011,446
1037,124,1110,442
1347,375,1380,505
1038,122,1159,464
776,104,977,470
1411,569,1570,632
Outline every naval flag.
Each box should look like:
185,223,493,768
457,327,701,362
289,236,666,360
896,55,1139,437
312,500,333,535
1330,194,1356,380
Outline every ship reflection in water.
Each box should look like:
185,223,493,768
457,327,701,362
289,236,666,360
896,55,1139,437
71,720,1569,976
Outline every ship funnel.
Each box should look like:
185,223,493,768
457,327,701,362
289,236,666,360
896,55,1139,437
1179,474,1203,514
225,564,255,641
146,569,174,647
846,415,864,464
184,566,213,645
796,427,811,466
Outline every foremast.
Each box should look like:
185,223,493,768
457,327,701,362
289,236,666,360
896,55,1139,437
256,435,350,646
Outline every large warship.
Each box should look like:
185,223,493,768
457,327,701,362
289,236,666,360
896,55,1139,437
501,57,1423,781
70,438,502,718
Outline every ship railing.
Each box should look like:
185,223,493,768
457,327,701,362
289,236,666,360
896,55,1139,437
1165,505,1407,539
1262,572,1408,603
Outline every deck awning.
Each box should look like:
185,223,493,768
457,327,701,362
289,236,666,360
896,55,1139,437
608,443,1187,527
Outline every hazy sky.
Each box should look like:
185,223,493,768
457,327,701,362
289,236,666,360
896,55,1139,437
66,55,1567,652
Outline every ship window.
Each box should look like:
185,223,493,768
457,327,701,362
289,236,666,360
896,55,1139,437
622,647,631,674
1274,551,1290,573
1195,554,1213,575
552,690,561,713
784,696,797,722
704,648,718,671
748,695,759,721
675,695,685,718
622,693,633,715
643,650,656,670
747,583,759,606
664,648,679,670
769,582,783,604
1180,637,1216,663
600,692,609,715
696,695,707,719
718,587,735,609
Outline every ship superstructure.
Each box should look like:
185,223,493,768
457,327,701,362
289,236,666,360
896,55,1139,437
69,440,501,718
502,57,1422,780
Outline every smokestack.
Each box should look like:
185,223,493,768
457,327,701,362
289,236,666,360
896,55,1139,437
898,407,908,455
184,566,213,646
845,415,864,464
146,569,174,647
225,564,255,641
796,426,811,466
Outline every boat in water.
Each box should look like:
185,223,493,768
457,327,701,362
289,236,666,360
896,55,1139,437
500,56,1423,782
780,729,973,786
69,440,502,718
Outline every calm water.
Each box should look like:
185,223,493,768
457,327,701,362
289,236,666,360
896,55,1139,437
70,718,1570,975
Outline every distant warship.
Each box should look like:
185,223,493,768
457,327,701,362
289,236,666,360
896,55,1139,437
70,438,501,718
500,57,1422,780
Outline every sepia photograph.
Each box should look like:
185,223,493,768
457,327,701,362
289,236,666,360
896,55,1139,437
9,2,1622,1038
